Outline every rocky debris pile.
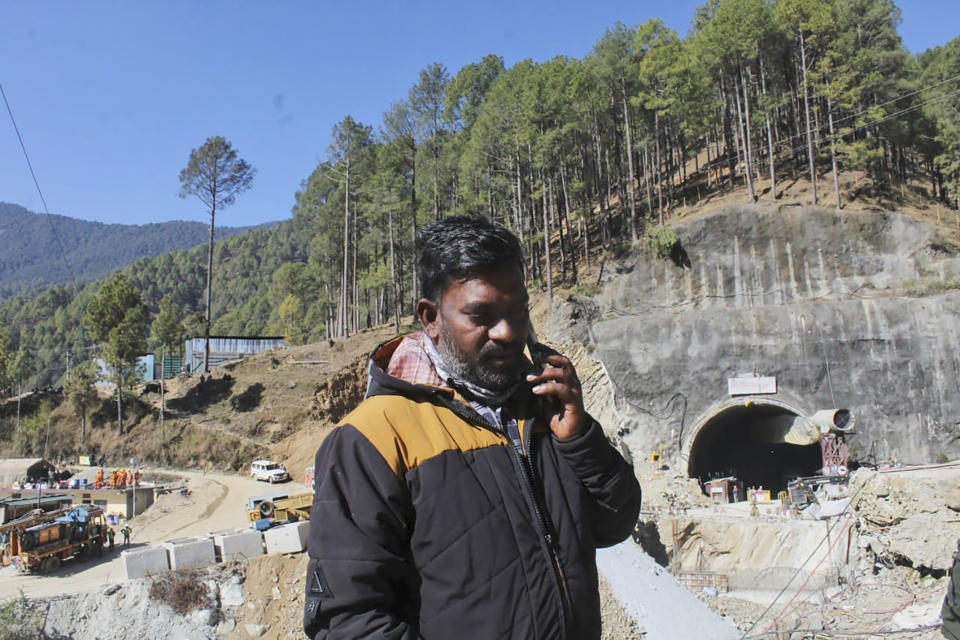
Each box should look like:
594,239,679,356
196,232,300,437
634,458,713,511
228,554,308,639
227,551,646,639
39,563,246,640
721,566,947,639
851,465,960,574
0,591,45,638
685,464,960,637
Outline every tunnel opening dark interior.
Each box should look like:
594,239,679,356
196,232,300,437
688,404,823,495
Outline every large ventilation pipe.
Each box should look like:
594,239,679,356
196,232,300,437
752,409,855,446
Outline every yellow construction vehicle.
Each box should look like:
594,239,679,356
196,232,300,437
247,491,313,529
0,504,106,572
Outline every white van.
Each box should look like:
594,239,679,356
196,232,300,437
250,460,290,483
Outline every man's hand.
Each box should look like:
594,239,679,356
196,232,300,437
526,347,587,441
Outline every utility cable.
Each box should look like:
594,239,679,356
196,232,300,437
824,71,960,132
690,84,960,181
761,515,856,633
0,83,76,284
741,622,942,638
2,83,96,387
770,72,960,152
583,317,688,445
737,474,877,639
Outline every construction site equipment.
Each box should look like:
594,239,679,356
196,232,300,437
0,504,107,572
787,475,849,508
820,432,850,476
247,491,312,528
0,494,72,524
703,477,743,504
754,408,855,446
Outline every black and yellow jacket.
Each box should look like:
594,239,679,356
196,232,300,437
303,335,642,640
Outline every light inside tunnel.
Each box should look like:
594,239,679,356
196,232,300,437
688,404,824,495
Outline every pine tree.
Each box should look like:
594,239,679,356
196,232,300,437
179,136,255,372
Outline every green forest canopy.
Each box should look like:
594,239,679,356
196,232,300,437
0,202,261,298
1,0,958,389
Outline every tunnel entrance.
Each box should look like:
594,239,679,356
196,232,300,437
687,402,823,495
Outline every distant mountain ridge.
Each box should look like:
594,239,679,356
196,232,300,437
0,202,273,298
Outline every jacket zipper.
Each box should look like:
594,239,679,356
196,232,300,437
436,393,574,627
516,424,574,625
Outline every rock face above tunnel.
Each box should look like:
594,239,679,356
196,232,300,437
582,206,960,474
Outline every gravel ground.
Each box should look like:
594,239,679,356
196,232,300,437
600,575,645,639
41,576,221,640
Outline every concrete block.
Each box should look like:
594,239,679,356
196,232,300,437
122,545,169,579
597,540,740,639
208,528,240,562
814,497,850,520
213,529,264,562
263,521,310,554
164,536,216,570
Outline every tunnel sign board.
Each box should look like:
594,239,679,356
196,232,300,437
728,376,777,396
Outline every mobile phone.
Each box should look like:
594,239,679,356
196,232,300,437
526,325,545,375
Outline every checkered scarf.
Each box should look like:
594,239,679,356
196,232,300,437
384,332,524,448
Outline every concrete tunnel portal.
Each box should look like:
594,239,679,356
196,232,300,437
686,400,825,495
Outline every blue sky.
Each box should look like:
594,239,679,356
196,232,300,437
1,0,956,228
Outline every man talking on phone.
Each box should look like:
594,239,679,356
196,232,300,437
304,216,641,640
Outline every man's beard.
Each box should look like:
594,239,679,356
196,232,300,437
438,323,526,392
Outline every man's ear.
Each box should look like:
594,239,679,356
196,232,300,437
417,298,441,340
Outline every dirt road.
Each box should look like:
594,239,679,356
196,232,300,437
0,470,300,599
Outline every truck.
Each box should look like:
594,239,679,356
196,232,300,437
0,504,107,572
247,490,313,529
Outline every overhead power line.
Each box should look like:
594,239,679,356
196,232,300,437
823,71,960,133
1,82,76,284
692,84,960,179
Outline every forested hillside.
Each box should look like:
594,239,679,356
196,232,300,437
0,202,264,298
1,0,959,389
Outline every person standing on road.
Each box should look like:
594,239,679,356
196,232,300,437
303,216,642,640
120,525,132,547
106,526,115,550
943,539,960,639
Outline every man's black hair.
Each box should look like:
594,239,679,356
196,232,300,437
416,216,525,302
